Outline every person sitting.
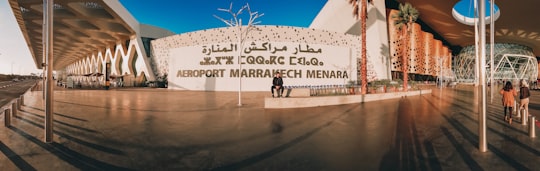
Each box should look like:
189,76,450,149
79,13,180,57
271,72,284,98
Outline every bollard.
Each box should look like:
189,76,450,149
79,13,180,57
522,108,528,126
529,116,536,138
517,106,521,118
4,108,10,127
17,98,22,111
11,103,17,117
512,100,519,114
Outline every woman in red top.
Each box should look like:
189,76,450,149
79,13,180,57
500,81,517,124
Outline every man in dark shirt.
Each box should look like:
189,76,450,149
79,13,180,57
271,72,284,98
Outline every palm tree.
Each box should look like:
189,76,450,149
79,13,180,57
348,0,371,94
393,3,419,92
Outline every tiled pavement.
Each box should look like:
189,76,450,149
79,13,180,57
1,85,540,170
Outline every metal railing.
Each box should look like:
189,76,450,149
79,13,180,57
281,84,420,97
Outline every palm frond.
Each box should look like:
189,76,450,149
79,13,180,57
348,0,360,19
352,5,359,18
393,2,419,30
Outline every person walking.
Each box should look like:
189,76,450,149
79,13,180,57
271,72,284,98
519,80,531,121
500,81,517,124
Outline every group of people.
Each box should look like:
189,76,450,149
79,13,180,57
500,80,531,124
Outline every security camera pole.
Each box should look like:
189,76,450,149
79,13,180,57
214,3,263,106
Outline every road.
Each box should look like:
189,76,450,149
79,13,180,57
0,79,38,108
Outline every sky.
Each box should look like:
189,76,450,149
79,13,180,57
0,0,39,75
453,0,499,18
119,0,327,34
0,0,327,75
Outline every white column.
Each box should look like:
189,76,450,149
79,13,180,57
478,0,488,152
490,0,495,104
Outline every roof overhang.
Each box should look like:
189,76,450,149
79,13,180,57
399,0,540,56
9,0,137,70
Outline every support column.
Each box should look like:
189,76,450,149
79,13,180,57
489,0,495,104
478,0,488,152
44,0,54,143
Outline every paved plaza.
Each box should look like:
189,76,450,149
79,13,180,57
1,85,540,170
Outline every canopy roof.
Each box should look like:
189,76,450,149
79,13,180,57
9,0,136,69
400,0,540,56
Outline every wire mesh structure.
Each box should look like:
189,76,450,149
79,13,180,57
454,43,538,83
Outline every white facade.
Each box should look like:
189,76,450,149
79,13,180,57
64,24,174,86
151,26,367,91
10,0,174,84
63,0,174,83
168,41,353,91
310,0,391,80
18,0,394,89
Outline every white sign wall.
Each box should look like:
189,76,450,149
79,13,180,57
169,41,356,91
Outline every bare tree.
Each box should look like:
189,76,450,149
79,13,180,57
214,3,263,106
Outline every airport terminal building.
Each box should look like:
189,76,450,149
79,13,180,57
9,0,537,91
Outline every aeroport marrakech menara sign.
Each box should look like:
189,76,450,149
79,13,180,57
169,41,356,91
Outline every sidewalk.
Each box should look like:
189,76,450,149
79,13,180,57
1,86,540,170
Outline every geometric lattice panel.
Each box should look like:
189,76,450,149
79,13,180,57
387,9,453,77
454,43,538,82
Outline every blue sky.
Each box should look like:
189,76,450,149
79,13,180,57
0,0,327,75
119,0,327,34
453,0,499,18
